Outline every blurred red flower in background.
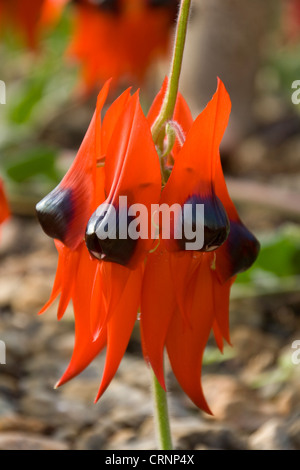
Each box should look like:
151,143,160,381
0,179,10,236
0,0,47,48
36,78,259,412
283,0,300,41
65,0,177,90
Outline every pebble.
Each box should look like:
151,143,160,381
0,432,69,450
249,419,294,450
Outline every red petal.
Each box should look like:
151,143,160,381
89,262,106,340
38,240,71,316
166,255,215,413
101,87,132,156
141,246,177,389
161,79,231,252
162,79,231,203
212,272,233,345
95,263,143,401
104,91,161,267
56,244,105,386
57,80,110,249
212,320,224,353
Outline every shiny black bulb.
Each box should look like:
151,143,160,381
36,187,73,244
177,193,230,252
85,203,137,266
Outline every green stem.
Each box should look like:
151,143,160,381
152,370,173,450
151,0,191,146
149,0,192,450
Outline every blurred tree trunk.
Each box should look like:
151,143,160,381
180,0,280,151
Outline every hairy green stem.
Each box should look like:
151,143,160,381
152,370,173,450
151,0,191,146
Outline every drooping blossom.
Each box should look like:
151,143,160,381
36,78,259,411
64,0,178,90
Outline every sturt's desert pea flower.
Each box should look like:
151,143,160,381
63,0,178,90
36,78,259,412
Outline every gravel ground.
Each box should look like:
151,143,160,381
0,216,300,451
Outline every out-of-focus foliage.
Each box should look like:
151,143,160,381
269,43,300,106
233,224,300,297
0,6,77,199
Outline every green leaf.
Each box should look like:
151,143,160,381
3,147,60,183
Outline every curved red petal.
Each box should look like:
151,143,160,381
95,263,143,401
56,80,110,249
169,251,202,326
212,272,232,345
103,91,161,268
101,87,132,156
212,319,224,353
163,79,231,204
56,244,105,386
38,240,68,315
166,255,215,413
141,246,177,389
90,262,106,341
161,79,231,252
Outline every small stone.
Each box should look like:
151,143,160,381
0,432,69,450
249,419,294,450
287,413,300,450
107,430,156,451
172,417,248,450
202,374,264,432
0,396,16,417
75,420,118,450
0,414,47,433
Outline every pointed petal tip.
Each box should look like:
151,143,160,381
189,388,213,415
94,382,106,404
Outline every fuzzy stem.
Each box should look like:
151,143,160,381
151,0,191,146
152,370,173,450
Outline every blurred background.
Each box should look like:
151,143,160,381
0,0,300,450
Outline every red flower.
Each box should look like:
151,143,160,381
65,0,177,90
36,78,259,411
0,179,10,234
284,0,300,41
0,0,47,48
